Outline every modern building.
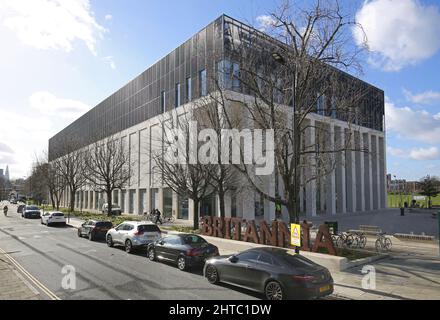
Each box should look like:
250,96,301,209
49,15,386,223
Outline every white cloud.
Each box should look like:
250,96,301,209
0,0,106,55
387,147,406,158
105,14,112,21
409,147,440,161
403,89,440,105
102,56,116,70
354,0,440,71
0,92,91,178
29,91,91,120
385,101,440,144
256,15,276,32
387,146,440,161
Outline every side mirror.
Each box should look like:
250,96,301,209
159,240,165,245
229,255,238,263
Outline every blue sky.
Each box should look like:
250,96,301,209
0,0,439,181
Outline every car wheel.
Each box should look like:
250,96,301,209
205,265,219,284
265,281,284,300
148,248,156,261
77,229,82,237
106,235,114,247
125,240,133,253
88,232,94,241
177,256,187,271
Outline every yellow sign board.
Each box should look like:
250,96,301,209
291,224,301,247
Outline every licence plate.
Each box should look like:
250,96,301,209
319,285,330,293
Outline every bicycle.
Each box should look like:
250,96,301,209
334,232,356,248
375,232,392,252
162,215,175,223
351,232,367,249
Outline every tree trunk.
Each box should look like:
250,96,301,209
218,188,225,218
50,191,56,210
193,199,200,230
107,190,112,216
69,189,76,213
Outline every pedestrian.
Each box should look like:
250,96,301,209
154,208,163,225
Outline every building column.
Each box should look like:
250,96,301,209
305,119,317,217
380,136,387,209
158,188,164,214
363,133,373,211
92,191,96,212
326,124,336,215
345,129,357,213
135,188,140,215
336,126,346,214
242,188,256,221
371,135,379,210
224,192,232,218
356,132,365,212
374,135,381,210
146,188,151,213
172,191,179,218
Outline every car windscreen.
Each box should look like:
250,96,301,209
52,212,64,217
280,252,319,268
182,235,206,245
27,206,39,210
138,225,160,233
96,222,113,228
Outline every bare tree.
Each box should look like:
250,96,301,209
34,153,66,210
84,135,132,216
193,92,241,218
154,111,214,230
220,0,374,224
52,137,87,213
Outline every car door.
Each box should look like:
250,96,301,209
166,236,183,261
112,223,126,244
251,253,276,292
222,251,260,289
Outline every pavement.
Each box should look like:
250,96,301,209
1,204,439,300
303,208,439,237
0,248,41,300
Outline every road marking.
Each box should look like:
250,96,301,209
0,247,61,300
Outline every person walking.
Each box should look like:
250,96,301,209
154,208,163,225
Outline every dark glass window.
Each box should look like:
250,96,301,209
161,91,166,113
186,77,192,102
199,69,207,97
175,83,181,108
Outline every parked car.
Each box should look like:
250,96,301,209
22,205,41,219
147,234,219,271
41,211,66,226
106,221,161,253
102,203,122,216
17,204,25,214
78,220,113,241
203,247,334,300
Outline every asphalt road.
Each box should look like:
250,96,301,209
0,205,259,300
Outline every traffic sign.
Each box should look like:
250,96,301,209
291,224,301,247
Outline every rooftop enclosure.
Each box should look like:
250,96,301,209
49,15,384,161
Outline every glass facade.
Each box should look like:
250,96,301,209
49,14,384,161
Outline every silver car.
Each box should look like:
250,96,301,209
106,221,162,253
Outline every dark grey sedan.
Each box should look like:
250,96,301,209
203,247,334,300
148,234,219,271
